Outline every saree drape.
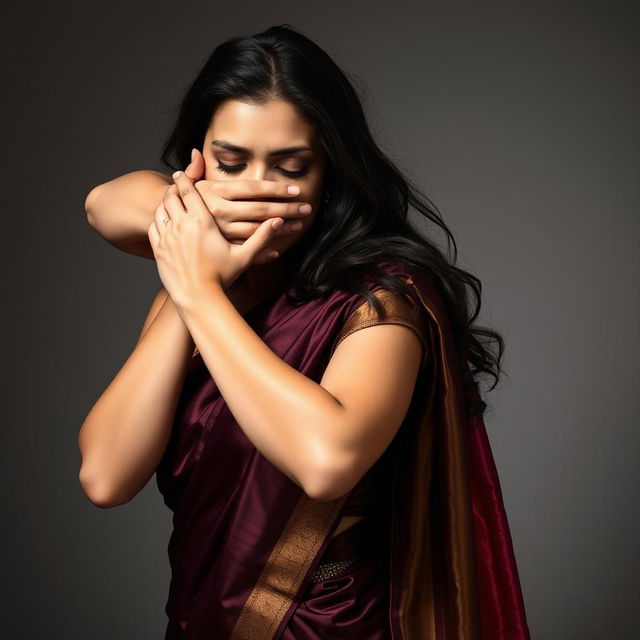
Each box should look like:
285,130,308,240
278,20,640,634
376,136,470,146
155,258,530,639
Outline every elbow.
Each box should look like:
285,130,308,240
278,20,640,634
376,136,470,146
78,466,132,509
302,455,354,503
84,185,103,229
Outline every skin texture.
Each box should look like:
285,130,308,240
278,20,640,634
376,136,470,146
79,99,424,539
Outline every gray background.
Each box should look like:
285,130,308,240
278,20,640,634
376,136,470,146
3,1,638,637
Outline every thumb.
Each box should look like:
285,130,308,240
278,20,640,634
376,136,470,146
237,217,283,265
184,147,205,181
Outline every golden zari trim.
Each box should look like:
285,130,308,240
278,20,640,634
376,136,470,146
228,492,348,640
332,287,431,356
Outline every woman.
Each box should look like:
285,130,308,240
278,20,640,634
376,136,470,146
79,24,530,639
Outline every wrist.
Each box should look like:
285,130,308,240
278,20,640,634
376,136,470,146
152,292,197,357
174,280,226,316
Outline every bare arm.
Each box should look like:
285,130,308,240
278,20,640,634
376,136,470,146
85,170,172,259
77,287,195,507
177,284,425,502
77,277,258,508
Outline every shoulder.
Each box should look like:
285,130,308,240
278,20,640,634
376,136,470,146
334,288,429,352
328,259,434,363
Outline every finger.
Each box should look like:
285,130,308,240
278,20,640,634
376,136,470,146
162,184,188,220
171,170,210,219
223,218,305,242
234,217,284,267
147,220,160,250
154,202,171,234
254,246,281,265
213,179,301,201
184,148,205,181
227,199,312,221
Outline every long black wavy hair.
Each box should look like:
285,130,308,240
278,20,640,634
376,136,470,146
160,24,506,415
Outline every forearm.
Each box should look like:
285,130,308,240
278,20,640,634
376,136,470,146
85,170,171,258
78,295,194,506
177,284,349,501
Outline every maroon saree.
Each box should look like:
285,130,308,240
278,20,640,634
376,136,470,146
155,258,530,639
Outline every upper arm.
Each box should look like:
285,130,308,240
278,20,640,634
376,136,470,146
318,289,430,497
85,171,172,260
85,170,171,217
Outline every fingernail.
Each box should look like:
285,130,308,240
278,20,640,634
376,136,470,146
191,148,196,161
299,204,312,214
172,171,182,179
290,221,303,231
287,185,300,195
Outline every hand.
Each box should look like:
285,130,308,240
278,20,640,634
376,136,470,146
179,148,312,245
147,168,288,309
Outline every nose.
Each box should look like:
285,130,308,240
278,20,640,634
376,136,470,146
245,162,269,182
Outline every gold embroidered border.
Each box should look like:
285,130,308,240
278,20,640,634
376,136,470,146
228,492,348,640
331,288,430,357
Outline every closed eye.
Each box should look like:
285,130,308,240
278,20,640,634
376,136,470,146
216,161,309,178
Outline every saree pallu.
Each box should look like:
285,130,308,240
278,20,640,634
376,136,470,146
155,258,530,639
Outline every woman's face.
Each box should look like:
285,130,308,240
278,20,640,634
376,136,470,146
201,98,327,258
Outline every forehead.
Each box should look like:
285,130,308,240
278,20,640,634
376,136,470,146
207,99,315,146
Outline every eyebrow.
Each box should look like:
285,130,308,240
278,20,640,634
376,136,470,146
211,139,313,156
